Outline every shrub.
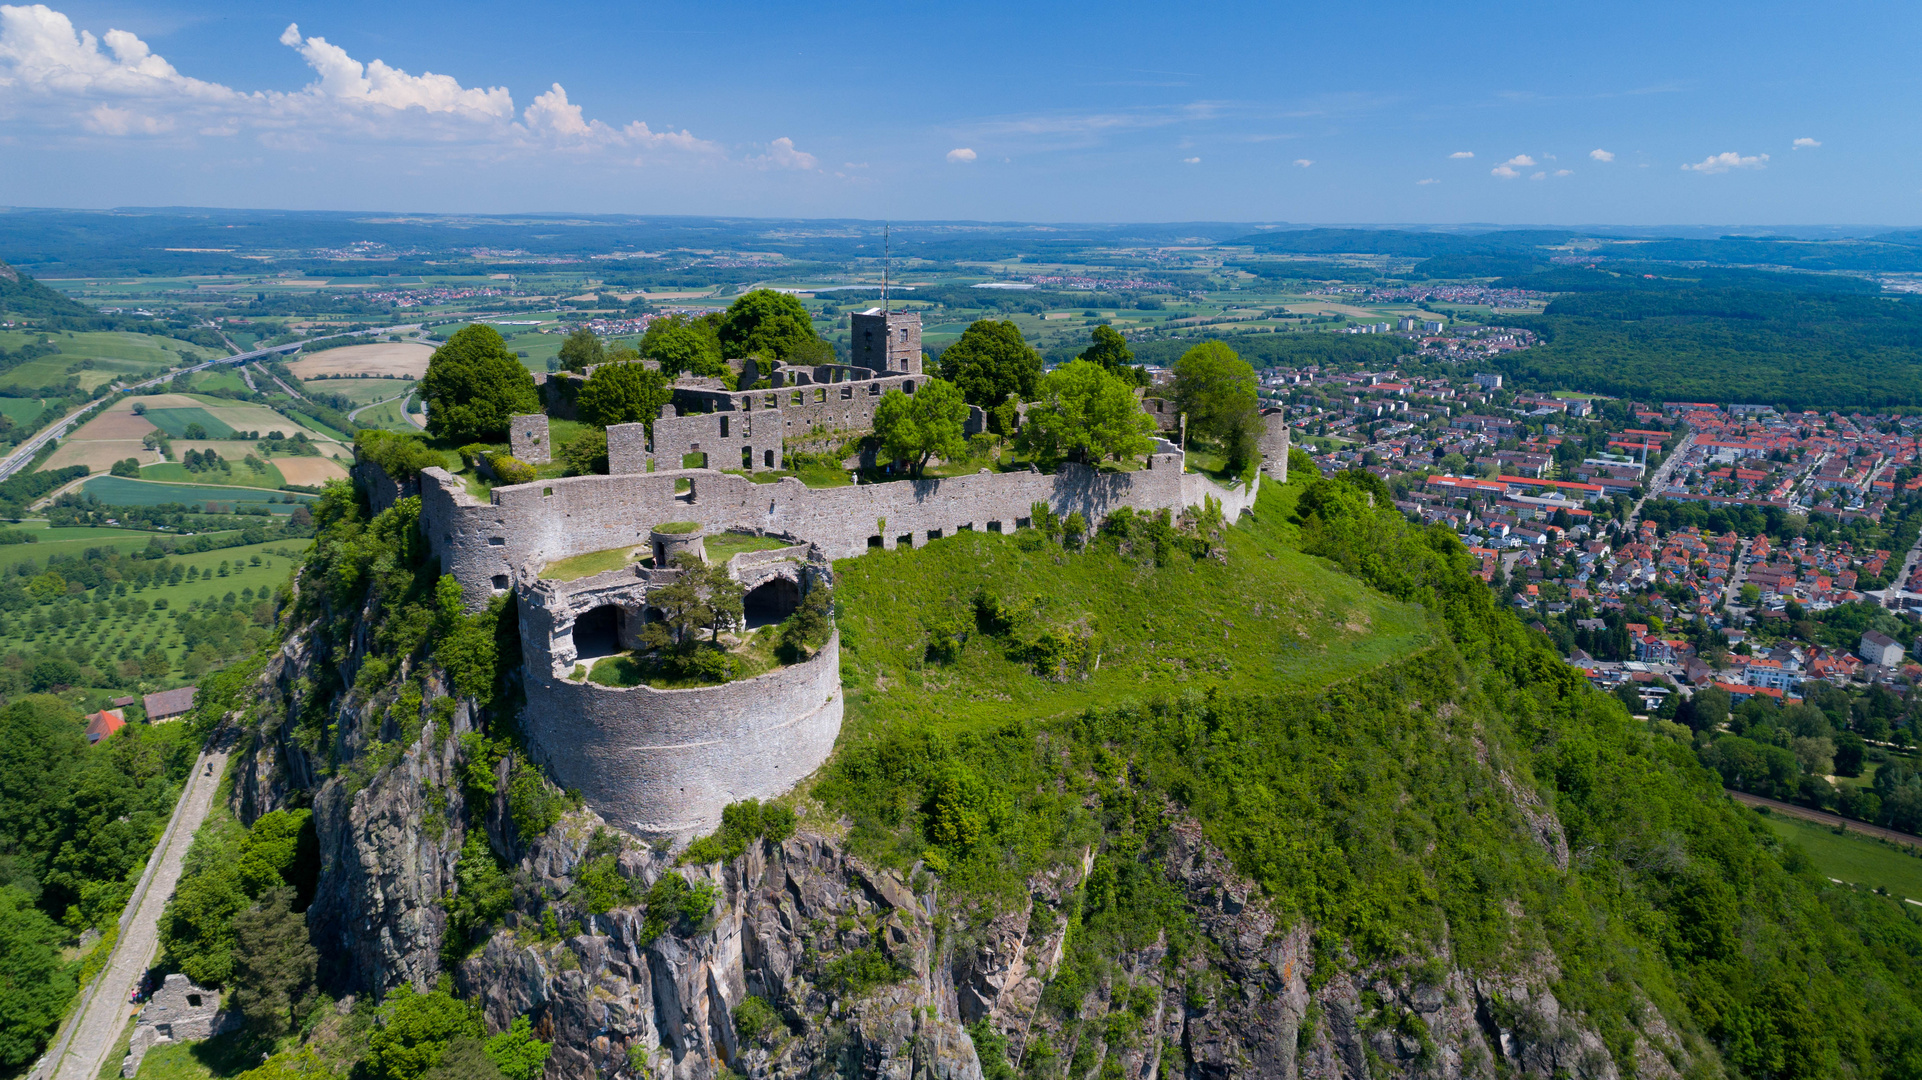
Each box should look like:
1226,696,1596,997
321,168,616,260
681,799,796,864
484,453,537,486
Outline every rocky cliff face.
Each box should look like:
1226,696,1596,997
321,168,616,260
221,578,1693,1080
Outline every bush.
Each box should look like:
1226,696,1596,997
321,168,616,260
354,430,445,481
560,428,608,476
483,453,537,486
681,799,796,864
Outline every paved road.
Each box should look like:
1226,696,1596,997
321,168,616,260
1725,788,1922,850
1872,519,1922,609
37,735,233,1080
347,390,412,423
1625,432,1693,528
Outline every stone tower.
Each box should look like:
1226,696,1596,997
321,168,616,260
850,309,922,375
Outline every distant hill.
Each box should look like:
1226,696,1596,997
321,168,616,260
0,261,96,320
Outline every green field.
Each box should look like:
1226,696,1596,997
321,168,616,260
142,407,236,439
0,330,214,392
0,523,175,556
0,537,305,688
140,460,288,489
831,481,1435,735
301,376,416,405
0,397,51,425
187,369,248,394
78,476,312,513
352,396,417,433
1755,809,1922,902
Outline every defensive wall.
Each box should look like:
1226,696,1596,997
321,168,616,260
408,436,1256,611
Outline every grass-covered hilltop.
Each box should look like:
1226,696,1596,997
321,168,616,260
43,447,1910,1080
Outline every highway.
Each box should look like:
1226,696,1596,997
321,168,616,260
0,325,419,486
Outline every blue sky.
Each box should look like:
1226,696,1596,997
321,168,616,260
0,0,1916,225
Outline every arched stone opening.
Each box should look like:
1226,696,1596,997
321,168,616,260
572,604,623,660
743,577,802,629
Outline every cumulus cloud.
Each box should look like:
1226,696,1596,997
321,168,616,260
1182,156,1200,164
1589,148,1614,161
1682,151,1768,173
1491,166,1519,179
1416,178,1439,185
1293,158,1312,167
945,147,976,163
0,4,724,163
755,136,817,170
1530,171,1546,180
1554,169,1573,176
1449,151,1474,158
1793,137,1821,149
1491,154,1538,179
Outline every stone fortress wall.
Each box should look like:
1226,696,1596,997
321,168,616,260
369,304,1285,840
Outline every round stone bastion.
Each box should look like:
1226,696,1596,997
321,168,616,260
649,523,706,568
521,630,842,841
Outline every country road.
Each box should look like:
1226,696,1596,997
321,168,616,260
35,732,234,1080
1725,788,1922,851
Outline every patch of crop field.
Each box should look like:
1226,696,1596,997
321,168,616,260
3,524,173,556
78,476,313,513
1754,809,1922,903
41,440,158,474
271,457,349,486
140,407,235,439
0,398,52,426
831,479,1435,737
286,342,432,379
187,368,248,394
300,376,416,405
352,397,417,433
140,460,287,489
0,330,216,366
68,409,158,441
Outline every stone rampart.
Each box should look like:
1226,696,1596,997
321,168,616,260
401,439,1253,609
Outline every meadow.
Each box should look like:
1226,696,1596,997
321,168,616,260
300,376,416,405
78,476,313,514
0,330,217,392
1755,808,1922,902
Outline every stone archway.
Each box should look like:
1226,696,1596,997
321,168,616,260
743,577,801,629
572,604,623,660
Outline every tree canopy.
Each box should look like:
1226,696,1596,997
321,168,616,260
717,290,820,362
1172,341,1261,470
639,314,725,378
556,328,605,373
1018,360,1156,468
937,320,1043,408
1077,325,1147,385
873,380,969,478
576,362,672,430
419,325,541,444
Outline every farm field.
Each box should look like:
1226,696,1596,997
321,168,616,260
0,536,309,687
286,342,432,379
300,376,416,404
140,460,288,489
0,330,216,392
1756,809,1922,903
0,398,52,426
352,396,417,433
77,476,314,514
272,457,350,485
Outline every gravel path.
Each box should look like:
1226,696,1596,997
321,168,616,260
37,737,232,1080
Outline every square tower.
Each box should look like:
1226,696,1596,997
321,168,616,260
850,309,922,375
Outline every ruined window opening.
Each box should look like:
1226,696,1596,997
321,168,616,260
187,995,202,1008
682,453,707,470
742,447,753,469
487,536,505,546
491,575,509,591
903,380,916,394
542,487,553,497
898,328,909,342
868,383,880,395
988,521,1002,533
720,416,730,438
840,386,853,399
572,605,623,660
868,535,883,548
897,534,914,548
1016,516,1032,529
764,449,776,468
814,388,827,403
926,528,942,541
958,523,973,532
743,577,801,628
765,395,777,409
792,391,803,406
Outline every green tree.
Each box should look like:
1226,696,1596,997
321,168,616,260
937,320,1043,408
367,984,484,1080
0,886,75,1069
641,553,717,655
560,428,609,476
639,315,724,378
700,560,745,644
717,290,819,362
556,328,604,373
420,326,541,444
1171,341,1261,471
229,887,317,1036
1679,685,1731,733
873,380,969,478
1017,360,1156,469
110,458,140,478
576,362,671,430
1077,325,1146,384
482,1017,552,1080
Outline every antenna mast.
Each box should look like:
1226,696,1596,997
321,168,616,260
883,223,891,313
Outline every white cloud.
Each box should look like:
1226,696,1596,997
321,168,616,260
1182,156,1200,164
1793,137,1821,149
1589,148,1614,162
1449,151,1474,159
0,4,725,162
946,147,976,163
1682,151,1768,173
278,23,510,117
1293,158,1312,167
1501,154,1536,168
1416,178,1439,185
755,136,817,170
1554,169,1573,176
1530,171,1546,180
